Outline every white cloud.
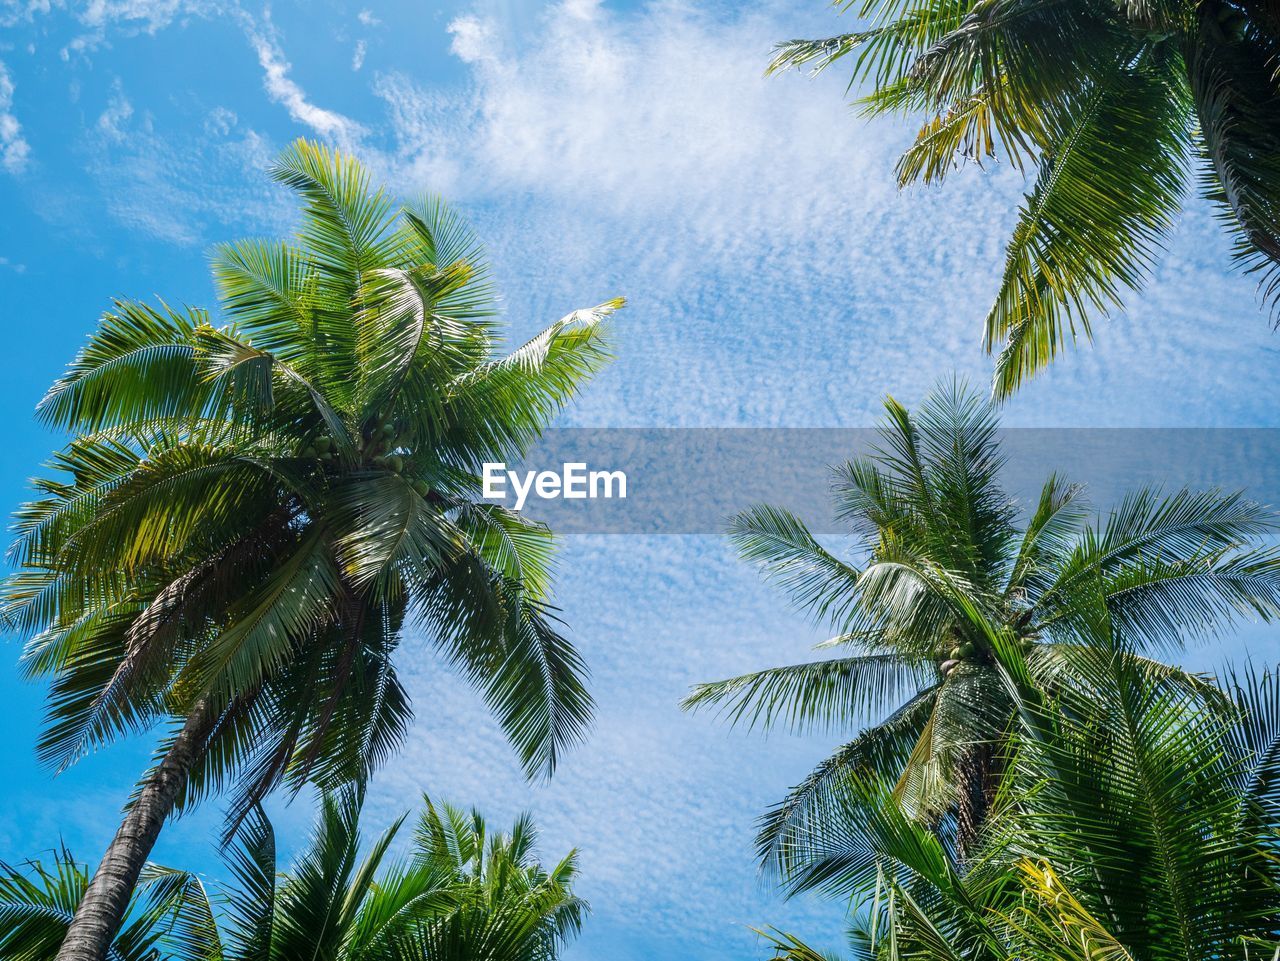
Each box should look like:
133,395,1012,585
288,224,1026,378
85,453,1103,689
204,105,237,136
96,78,133,140
62,0,220,58
80,0,197,31
0,0,56,29
366,0,1280,429
446,13,498,65
85,97,292,245
238,11,365,149
35,0,366,148
365,0,1024,427
375,1,941,253
357,7,380,26
352,38,367,71
0,59,30,173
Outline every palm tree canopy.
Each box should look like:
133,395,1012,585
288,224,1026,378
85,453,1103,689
684,381,1280,872
216,792,585,961
760,652,1280,961
0,856,216,961
769,0,1280,396
3,138,622,828
0,793,585,961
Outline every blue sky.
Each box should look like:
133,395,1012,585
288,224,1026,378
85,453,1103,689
2,0,1280,959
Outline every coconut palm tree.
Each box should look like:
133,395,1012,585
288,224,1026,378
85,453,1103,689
684,380,1280,865
769,0,1280,397
0,854,216,961
393,797,585,961
2,139,621,961
758,652,1280,961
0,793,585,961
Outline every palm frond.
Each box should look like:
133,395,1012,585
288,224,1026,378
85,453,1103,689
729,506,864,627
682,654,930,733
757,687,938,878
988,55,1189,397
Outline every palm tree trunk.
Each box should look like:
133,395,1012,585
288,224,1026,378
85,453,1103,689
55,697,216,961
955,742,998,859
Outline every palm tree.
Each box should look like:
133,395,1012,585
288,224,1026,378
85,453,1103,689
759,651,1280,961
394,798,585,961
683,380,1280,864
769,0,1280,397
0,793,585,961
0,854,216,961
2,139,621,961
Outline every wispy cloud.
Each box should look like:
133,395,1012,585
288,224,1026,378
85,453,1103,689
80,0,198,31
0,60,31,173
62,0,218,58
205,105,237,136
363,0,1024,426
377,0,915,238
83,82,292,244
96,78,133,140
237,9,365,148
0,0,55,29
40,0,366,150
366,0,1280,428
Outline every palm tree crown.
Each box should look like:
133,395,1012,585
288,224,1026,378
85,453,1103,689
761,657,1280,961
2,138,620,961
0,792,585,961
770,0,1280,396
684,381,1280,866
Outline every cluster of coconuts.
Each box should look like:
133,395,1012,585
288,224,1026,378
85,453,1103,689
938,641,975,676
938,637,1037,676
300,435,339,462
364,420,407,473
298,419,430,496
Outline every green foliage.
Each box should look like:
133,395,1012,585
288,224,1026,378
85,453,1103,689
0,794,584,961
684,380,1280,869
757,657,1280,961
769,0,1280,395
3,138,622,828
0,853,216,961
